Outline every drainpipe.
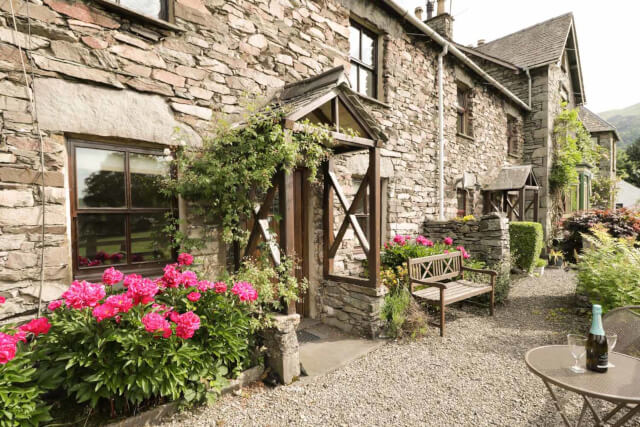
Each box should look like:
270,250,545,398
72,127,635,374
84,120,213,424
525,67,532,108
438,44,448,220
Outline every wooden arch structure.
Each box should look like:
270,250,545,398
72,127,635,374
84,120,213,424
242,67,388,314
483,165,540,222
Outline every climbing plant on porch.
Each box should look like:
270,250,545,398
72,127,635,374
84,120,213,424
162,106,334,249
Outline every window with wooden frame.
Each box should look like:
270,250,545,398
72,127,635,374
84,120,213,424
349,21,379,99
456,84,472,137
352,177,387,246
507,115,519,156
69,140,175,278
456,189,468,217
93,0,176,27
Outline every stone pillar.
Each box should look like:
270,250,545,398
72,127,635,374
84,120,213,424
262,314,300,385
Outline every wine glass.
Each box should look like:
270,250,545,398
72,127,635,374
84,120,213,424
607,334,618,368
567,334,587,373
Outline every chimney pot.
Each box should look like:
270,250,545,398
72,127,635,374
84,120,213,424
437,0,446,15
477,39,485,46
426,1,434,20
415,6,424,21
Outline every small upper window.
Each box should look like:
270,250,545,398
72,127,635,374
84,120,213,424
349,21,378,98
114,0,168,20
507,115,519,156
457,85,472,137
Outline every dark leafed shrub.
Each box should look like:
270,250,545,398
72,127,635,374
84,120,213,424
510,222,544,273
561,208,640,262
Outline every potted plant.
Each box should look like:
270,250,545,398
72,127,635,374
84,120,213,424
549,249,564,268
533,258,547,276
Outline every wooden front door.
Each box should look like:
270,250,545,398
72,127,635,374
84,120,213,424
293,168,310,316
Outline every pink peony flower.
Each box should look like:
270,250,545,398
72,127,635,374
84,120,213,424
197,280,212,292
231,281,258,302
173,311,200,339
416,236,434,247
213,282,227,294
0,333,17,365
180,270,198,288
177,253,194,266
102,267,124,285
443,237,453,245
187,292,201,302
169,311,179,323
443,249,449,254
123,274,142,288
141,313,172,338
62,280,106,309
104,294,133,313
0,296,5,305
18,317,51,336
13,330,27,343
162,264,182,288
392,234,406,246
463,252,470,259
47,300,63,311
92,303,118,322
126,278,159,305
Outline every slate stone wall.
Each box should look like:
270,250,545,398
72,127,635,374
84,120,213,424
0,0,525,321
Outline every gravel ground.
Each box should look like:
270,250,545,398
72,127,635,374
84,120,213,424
160,269,639,426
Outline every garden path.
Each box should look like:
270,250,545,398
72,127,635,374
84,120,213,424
160,269,640,426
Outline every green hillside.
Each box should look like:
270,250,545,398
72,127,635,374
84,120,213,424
600,103,640,149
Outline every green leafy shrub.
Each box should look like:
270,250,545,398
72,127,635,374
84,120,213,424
577,226,640,312
510,222,544,273
0,330,52,427
380,287,411,338
381,234,466,270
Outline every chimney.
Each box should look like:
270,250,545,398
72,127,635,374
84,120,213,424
426,1,454,40
426,1,434,20
477,39,485,46
414,6,424,21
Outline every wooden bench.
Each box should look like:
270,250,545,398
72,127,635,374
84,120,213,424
408,251,497,337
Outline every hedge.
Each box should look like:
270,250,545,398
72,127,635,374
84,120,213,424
510,221,544,273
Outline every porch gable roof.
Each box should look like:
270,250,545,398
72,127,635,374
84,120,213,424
485,165,539,191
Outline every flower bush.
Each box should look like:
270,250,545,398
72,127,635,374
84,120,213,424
0,253,260,421
561,208,640,261
381,235,468,270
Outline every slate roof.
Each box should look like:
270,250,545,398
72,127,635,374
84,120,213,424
485,165,539,191
474,13,574,69
578,106,621,141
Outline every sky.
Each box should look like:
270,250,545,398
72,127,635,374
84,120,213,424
397,0,640,113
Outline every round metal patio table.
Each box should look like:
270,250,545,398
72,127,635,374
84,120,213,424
525,345,640,426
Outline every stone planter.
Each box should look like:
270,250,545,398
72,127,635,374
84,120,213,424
262,313,301,385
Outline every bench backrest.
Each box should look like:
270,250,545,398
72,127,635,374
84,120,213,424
408,251,463,283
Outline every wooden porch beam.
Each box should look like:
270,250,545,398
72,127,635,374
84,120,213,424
368,146,381,288
244,182,278,259
289,122,375,149
327,171,370,254
328,175,370,257
519,188,526,221
323,159,334,278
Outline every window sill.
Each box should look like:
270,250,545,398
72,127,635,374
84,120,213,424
93,0,184,32
74,262,168,282
456,132,474,141
352,92,391,109
508,152,520,159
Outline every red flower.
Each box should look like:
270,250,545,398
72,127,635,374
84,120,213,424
18,317,51,336
443,237,453,245
0,333,17,364
62,280,106,309
187,292,201,302
0,296,5,305
141,312,172,338
102,267,124,285
177,253,194,266
104,294,133,313
213,282,227,294
92,303,118,322
173,311,200,339
126,278,158,305
47,300,63,311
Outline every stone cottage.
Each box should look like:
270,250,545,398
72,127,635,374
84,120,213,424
0,0,611,334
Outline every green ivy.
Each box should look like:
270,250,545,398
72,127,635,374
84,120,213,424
162,105,333,248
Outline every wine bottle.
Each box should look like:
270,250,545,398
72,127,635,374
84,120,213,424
586,304,608,373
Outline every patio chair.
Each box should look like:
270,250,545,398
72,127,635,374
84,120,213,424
601,306,640,424
603,305,640,358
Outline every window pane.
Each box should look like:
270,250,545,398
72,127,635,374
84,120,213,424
119,0,163,19
349,64,358,91
339,99,367,137
349,26,360,59
361,32,374,66
131,213,172,263
457,89,466,109
457,112,465,134
76,147,125,208
359,68,374,98
130,153,170,208
77,214,126,268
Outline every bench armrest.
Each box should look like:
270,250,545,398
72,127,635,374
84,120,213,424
461,267,497,288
